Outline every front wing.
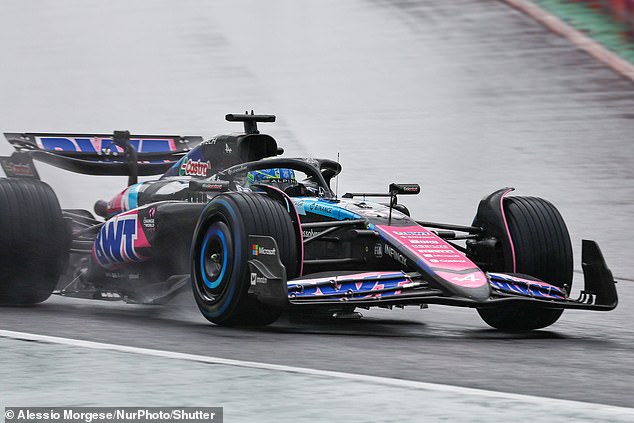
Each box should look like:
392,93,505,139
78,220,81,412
251,238,617,311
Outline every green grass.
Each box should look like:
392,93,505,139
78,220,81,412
532,0,634,63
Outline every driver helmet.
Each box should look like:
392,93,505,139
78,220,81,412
246,168,296,189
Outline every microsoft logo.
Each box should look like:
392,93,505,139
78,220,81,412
251,244,276,257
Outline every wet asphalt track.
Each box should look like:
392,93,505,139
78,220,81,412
1,0,634,412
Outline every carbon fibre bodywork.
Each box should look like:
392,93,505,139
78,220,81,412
0,114,618,324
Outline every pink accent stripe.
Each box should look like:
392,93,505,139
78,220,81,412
290,198,304,276
259,186,304,276
499,189,516,273
106,190,125,216
501,0,634,83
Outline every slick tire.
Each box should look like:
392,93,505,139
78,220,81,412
191,192,298,326
0,178,69,305
478,196,573,331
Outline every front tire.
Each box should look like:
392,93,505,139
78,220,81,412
478,196,573,331
0,178,69,305
191,192,298,326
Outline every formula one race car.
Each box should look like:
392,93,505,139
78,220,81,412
0,113,618,330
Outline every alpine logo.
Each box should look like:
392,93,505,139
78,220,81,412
452,274,480,283
180,159,211,177
251,244,276,256
94,215,141,267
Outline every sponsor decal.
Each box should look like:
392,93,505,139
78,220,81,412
436,270,487,288
374,243,383,258
201,183,225,190
302,228,323,238
179,159,211,177
377,224,482,274
452,274,480,283
142,208,156,230
250,272,268,285
293,198,360,220
35,136,177,153
251,244,276,256
1,161,37,177
409,239,438,244
394,231,431,236
384,244,407,266
429,259,467,263
226,164,248,175
94,215,142,267
308,202,333,214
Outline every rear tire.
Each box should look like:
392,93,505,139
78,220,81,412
191,192,298,326
478,196,573,331
0,178,69,305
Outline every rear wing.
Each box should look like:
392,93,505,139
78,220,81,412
2,131,203,184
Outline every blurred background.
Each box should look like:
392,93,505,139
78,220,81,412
1,0,632,277
1,0,634,417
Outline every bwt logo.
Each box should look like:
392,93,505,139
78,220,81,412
251,244,276,257
94,215,141,266
36,136,177,153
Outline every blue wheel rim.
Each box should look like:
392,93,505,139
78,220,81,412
200,225,228,290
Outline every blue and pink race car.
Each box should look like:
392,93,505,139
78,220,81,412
0,113,618,330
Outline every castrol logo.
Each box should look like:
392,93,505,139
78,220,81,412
180,159,211,177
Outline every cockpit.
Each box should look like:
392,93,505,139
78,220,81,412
217,157,338,199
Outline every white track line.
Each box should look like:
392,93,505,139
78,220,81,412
1,329,634,415
501,0,634,83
